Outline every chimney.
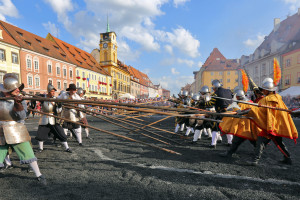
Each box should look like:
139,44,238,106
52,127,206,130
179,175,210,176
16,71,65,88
274,18,280,32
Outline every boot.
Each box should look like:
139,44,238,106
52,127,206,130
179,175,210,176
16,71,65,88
279,157,292,165
245,138,266,166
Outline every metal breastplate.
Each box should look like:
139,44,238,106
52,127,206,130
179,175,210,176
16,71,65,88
0,100,15,121
39,100,56,125
41,101,55,113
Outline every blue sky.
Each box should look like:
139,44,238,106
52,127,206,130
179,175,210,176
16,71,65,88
1,0,299,94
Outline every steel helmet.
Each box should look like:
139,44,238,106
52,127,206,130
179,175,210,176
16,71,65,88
192,94,200,101
77,87,84,95
178,90,183,96
200,86,210,94
212,79,222,89
235,89,246,100
47,83,57,93
189,92,194,97
261,78,277,92
182,90,189,97
0,73,24,92
233,86,241,94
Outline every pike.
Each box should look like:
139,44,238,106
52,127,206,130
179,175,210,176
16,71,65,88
211,96,292,113
28,108,181,155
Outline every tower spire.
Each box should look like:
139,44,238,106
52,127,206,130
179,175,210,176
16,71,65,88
106,14,110,32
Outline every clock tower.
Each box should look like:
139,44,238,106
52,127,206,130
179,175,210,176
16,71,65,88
99,19,117,67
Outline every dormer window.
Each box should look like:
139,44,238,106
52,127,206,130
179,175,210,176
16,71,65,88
17,31,23,36
43,47,49,52
25,40,31,46
53,45,59,50
35,38,41,43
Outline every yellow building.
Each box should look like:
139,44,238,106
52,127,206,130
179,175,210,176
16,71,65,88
0,23,21,82
282,48,300,90
99,26,131,99
200,48,240,90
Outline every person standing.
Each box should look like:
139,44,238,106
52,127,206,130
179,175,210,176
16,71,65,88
77,87,92,140
0,73,46,185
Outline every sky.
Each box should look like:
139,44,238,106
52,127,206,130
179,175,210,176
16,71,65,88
0,0,299,95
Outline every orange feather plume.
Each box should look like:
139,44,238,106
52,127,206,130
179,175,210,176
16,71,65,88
273,58,281,86
240,69,249,93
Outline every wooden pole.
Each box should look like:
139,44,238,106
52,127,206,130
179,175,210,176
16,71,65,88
28,108,181,155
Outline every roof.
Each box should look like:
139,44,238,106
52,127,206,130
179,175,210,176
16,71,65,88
116,60,130,74
202,48,240,71
46,33,110,76
0,20,73,64
258,13,300,52
0,23,19,47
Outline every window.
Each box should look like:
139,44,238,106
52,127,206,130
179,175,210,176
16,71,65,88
82,71,85,78
70,69,73,78
82,83,85,89
76,82,79,88
47,61,52,74
219,72,223,75
12,53,18,64
56,64,61,76
227,79,230,83
35,76,40,88
235,71,238,75
25,41,31,46
57,81,61,89
262,63,266,75
285,75,291,85
210,72,214,76
0,71,6,83
104,52,108,61
28,75,33,86
48,79,53,85
34,57,39,71
76,70,79,76
0,49,5,61
227,71,230,75
64,82,67,90
26,55,32,70
63,66,67,77
286,59,291,67
92,85,94,91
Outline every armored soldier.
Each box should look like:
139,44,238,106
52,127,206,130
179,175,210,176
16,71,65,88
246,78,298,165
35,84,72,153
199,80,233,148
174,90,188,133
185,93,200,137
77,87,92,140
0,73,46,185
58,84,85,146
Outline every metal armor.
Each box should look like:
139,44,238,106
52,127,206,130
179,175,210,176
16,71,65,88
39,99,57,125
47,84,57,93
0,98,30,145
0,73,24,93
212,79,222,89
77,87,84,95
58,92,83,121
261,78,277,91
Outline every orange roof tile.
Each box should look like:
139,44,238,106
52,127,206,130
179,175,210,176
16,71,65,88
0,23,19,47
203,48,226,67
0,20,73,64
46,33,110,76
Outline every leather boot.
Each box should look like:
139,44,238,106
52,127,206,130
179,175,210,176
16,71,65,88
245,138,266,166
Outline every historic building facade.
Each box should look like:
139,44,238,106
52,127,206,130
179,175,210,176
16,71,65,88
281,47,300,89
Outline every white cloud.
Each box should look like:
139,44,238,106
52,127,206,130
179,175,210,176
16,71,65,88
164,45,173,54
0,0,19,21
282,0,300,12
44,0,74,27
173,0,190,8
171,67,179,75
243,33,265,49
197,61,203,68
160,58,175,66
117,40,141,62
177,58,194,67
163,27,200,58
42,21,60,37
142,68,151,74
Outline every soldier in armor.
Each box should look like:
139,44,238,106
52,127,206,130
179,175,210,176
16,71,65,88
199,80,233,148
185,93,200,137
35,84,72,153
58,84,85,146
173,90,188,133
0,73,46,185
77,88,92,140
246,78,298,165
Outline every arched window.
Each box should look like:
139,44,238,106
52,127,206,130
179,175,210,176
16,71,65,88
113,53,116,62
63,81,68,90
56,63,61,76
47,61,52,74
27,73,33,87
33,57,39,72
63,65,67,77
34,75,40,88
104,52,108,61
26,55,32,70
69,67,73,79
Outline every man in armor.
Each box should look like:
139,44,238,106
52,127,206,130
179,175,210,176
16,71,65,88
0,73,46,185
199,80,233,148
246,78,298,165
219,89,257,157
185,93,200,137
35,84,72,153
77,88,91,140
173,90,188,133
58,84,85,146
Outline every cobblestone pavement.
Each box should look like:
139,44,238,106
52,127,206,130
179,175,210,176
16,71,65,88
1,115,300,200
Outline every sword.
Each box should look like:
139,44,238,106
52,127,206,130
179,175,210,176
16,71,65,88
211,96,292,113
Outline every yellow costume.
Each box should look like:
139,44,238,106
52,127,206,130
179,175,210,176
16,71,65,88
248,93,298,141
219,103,257,141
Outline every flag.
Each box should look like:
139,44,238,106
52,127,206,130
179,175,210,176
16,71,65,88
240,69,249,93
273,57,281,86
